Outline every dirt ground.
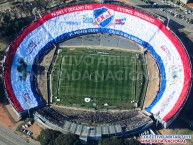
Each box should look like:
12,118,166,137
0,103,15,128
143,52,160,108
14,121,42,145
27,121,43,139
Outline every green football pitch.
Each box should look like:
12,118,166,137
51,48,147,109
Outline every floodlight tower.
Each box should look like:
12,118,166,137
166,14,170,29
25,98,31,118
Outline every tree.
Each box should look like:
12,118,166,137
125,139,141,145
100,137,125,145
0,16,33,37
86,140,98,145
2,14,11,24
37,129,82,145
100,137,141,145
55,134,82,145
37,129,61,145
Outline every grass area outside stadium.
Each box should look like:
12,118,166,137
51,48,147,110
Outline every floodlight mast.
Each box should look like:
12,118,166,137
23,92,31,118
166,14,170,29
26,99,30,118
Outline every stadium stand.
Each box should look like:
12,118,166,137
36,107,68,127
35,106,153,139
3,3,191,129
75,124,83,136
89,128,96,138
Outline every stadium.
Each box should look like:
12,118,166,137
2,2,192,141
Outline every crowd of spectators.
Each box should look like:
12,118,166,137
36,106,152,133
114,114,152,130
36,107,69,127
61,110,139,125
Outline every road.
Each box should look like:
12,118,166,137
0,2,11,11
0,122,35,145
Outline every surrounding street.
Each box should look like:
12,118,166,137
129,0,193,28
0,122,35,145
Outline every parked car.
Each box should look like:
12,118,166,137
26,130,32,136
22,125,26,129
24,124,28,128
27,121,32,126
188,10,192,14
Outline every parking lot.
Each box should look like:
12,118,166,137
131,0,193,28
155,0,193,23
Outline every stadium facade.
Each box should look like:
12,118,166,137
2,3,191,128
